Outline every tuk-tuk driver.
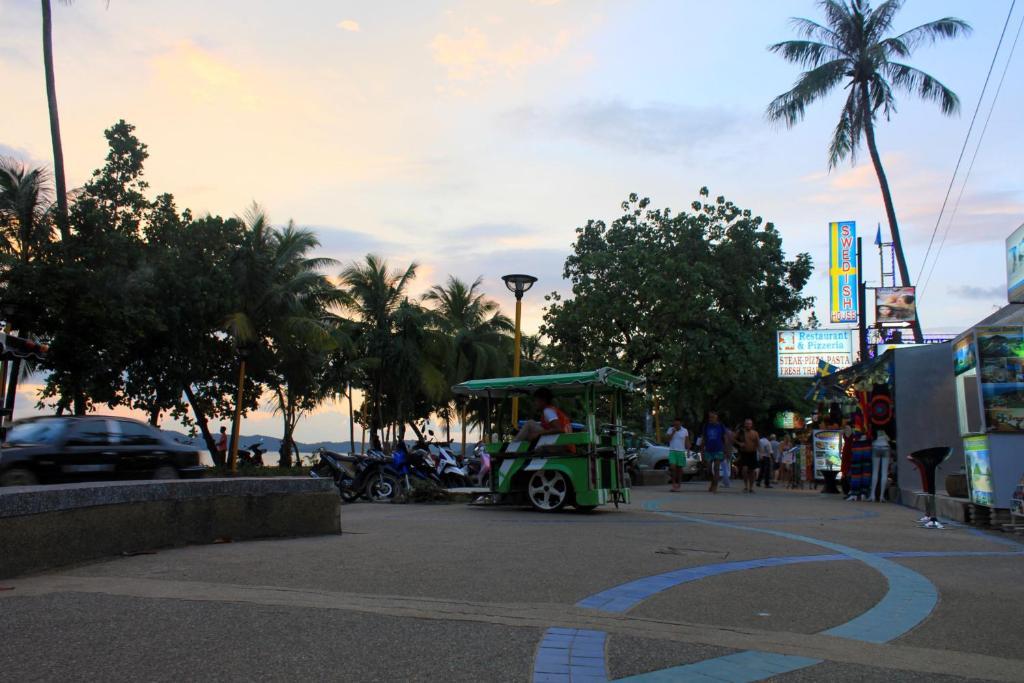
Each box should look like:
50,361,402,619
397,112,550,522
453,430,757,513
514,388,573,445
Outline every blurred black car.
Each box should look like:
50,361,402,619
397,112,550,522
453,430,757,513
0,416,204,486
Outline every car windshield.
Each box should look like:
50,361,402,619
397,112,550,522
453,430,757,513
6,419,68,445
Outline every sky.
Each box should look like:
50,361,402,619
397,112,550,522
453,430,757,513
1,0,1022,444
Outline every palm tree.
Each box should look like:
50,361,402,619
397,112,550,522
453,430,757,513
0,159,55,433
41,1,72,242
0,159,55,264
424,276,512,453
340,255,435,447
225,207,338,469
766,0,970,334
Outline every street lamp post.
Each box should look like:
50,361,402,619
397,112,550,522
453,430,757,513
228,344,251,473
501,274,537,430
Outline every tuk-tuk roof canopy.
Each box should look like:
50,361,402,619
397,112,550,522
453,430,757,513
452,367,645,397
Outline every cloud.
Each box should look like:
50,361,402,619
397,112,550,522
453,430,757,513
948,284,1005,300
429,26,574,82
442,222,543,245
0,143,44,166
309,224,393,261
337,19,360,33
508,100,745,154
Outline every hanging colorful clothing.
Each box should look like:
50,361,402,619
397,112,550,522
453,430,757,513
849,438,873,497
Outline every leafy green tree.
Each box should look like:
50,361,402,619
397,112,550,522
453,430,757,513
122,195,246,460
541,189,813,430
766,0,970,310
21,121,153,414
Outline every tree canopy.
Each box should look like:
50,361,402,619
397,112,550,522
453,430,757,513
541,189,814,427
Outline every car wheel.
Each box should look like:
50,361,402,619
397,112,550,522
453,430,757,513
152,465,179,480
527,470,571,512
654,460,669,470
0,468,39,487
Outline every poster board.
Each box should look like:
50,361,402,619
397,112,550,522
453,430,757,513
812,429,841,480
976,326,1024,432
964,434,994,507
875,287,917,324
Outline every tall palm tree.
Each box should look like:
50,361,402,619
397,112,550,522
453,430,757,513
424,276,512,452
766,0,970,334
339,255,426,447
225,206,337,469
41,0,71,242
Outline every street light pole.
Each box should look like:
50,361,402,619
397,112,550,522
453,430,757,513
229,345,250,473
501,274,537,430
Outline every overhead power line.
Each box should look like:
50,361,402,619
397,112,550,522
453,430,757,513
915,0,1017,290
921,9,1024,297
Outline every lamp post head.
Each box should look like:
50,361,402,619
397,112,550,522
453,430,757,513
501,274,537,300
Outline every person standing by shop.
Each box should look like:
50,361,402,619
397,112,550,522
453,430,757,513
701,411,726,493
736,418,760,493
666,418,690,492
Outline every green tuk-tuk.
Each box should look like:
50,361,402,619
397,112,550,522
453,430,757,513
452,367,644,512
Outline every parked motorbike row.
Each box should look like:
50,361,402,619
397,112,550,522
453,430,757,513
310,432,488,503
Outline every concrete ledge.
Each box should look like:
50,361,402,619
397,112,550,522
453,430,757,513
902,489,970,522
0,478,340,579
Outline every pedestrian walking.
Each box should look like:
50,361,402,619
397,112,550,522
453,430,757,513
216,426,228,468
721,425,735,488
701,411,726,493
666,418,690,492
736,418,759,493
756,433,773,488
770,434,782,482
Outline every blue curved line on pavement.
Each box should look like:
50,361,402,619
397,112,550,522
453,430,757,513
532,498,1023,682
612,499,941,681
576,549,1022,614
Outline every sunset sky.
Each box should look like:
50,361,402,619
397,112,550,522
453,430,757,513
2,0,1021,444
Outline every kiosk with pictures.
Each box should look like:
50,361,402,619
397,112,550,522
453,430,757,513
951,222,1024,525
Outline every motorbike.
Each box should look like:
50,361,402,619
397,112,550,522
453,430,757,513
391,440,443,491
238,440,266,467
426,430,469,488
310,448,401,503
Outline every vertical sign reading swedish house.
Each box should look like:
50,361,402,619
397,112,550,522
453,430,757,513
829,221,859,324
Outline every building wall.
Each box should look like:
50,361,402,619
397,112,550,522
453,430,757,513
894,343,963,495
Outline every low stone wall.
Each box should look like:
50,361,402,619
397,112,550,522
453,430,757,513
0,477,340,579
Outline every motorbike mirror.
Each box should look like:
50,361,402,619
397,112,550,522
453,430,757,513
428,430,435,436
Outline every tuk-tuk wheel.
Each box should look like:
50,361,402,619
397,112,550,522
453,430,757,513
527,470,571,512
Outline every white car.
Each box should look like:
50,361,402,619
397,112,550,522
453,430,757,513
635,438,701,479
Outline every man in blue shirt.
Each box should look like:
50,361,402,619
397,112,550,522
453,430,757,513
701,411,726,493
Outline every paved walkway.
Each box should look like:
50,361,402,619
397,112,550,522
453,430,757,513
2,484,1022,681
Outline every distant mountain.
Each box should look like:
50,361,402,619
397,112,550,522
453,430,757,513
163,430,356,455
